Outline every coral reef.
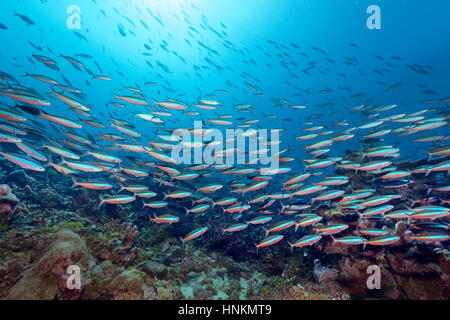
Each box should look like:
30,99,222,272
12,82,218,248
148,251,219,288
0,151,448,300
5,230,94,300
0,184,19,219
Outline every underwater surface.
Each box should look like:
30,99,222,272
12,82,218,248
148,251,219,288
0,0,449,300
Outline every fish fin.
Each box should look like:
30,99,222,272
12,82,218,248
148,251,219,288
287,241,293,254
70,177,79,189
97,195,105,209
179,237,185,247
44,157,53,168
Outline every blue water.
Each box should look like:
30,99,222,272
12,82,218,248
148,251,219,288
1,1,449,170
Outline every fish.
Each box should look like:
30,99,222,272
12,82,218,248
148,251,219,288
14,12,35,26
315,223,349,235
0,152,45,171
150,214,180,224
181,227,208,246
264,220,296,236
331,235,367,245
255,235,284,253
223,223,248,233
364,235,400,247
143,201,168,209
71,178,113,190
410,233,450,242
98,194,136,208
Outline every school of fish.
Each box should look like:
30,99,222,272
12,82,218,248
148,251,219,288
0,1,449,258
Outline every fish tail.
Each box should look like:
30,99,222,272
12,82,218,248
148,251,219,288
287,241,293,254
97,195,105,209
184,207,190,215
180,237,185,247
70,177,79,189
44,157,54,168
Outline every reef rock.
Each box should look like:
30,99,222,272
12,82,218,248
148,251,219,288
109,224,139,266
81,260,145,300
313,259,338,283
36,187,65,209
142,261,168,279
0,184,19,218
336,250,449,299
5,230,94,300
